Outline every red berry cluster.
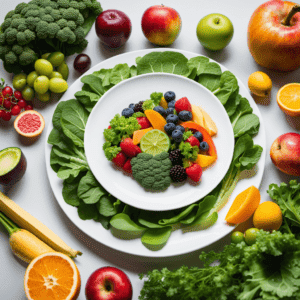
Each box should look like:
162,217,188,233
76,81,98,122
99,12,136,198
0,83,33,122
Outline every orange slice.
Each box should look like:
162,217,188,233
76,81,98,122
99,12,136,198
14,110,45,138
225,186,260,224
144,110,167,132
24,252,81,300
132,127,153,145
159,97,168,109
195,154,217,168
277,83,300,116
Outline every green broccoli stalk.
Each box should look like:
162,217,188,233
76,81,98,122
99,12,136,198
131,152,172,191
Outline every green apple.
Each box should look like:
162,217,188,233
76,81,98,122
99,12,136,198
196,13,234,51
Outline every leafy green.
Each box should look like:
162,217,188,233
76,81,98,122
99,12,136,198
80,74,105,96
102,142,121,161
268,180,300,236
142,92,163,111
179,141,199,161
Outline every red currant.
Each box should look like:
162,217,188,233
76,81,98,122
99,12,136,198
2,86,13,97
18,99,27,109
11,105,21,116
3,99,12,109
25,105,33,111
0,109,5,119
2,111,11,121
14,90,22,100
0,97,3,105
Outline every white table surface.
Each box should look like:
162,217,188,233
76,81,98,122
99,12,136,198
0,0,299,299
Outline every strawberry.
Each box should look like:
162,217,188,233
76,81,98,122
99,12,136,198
175,97,192,113
137,117,151,129
186,163,202,182
123,158,132,173
186,136,200,147
112,151,127,167
120,138,142,157
108,125,111,129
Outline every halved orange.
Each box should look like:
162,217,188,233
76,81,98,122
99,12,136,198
225,186,260,224
277,83,300,117
195,154,217,168
24,252,81,300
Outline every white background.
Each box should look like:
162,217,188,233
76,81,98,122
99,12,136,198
0,0,299,299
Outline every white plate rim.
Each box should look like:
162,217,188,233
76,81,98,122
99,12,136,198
45,48,266,258
84,72,235,211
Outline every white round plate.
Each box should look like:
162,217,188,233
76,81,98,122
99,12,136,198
84,73,234,211
45,49,266,257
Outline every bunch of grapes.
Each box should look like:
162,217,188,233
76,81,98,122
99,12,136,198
0,79,33,122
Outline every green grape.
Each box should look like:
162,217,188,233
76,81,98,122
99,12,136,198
47,52,65,67
57,62,69,80
49,78,68,93
27,71,39,87
13,73,27,91
34,59,53,77
22,85,35,101
244,228,259,246
38,91,50,102
49,71,63,79
34,76,49,94
41,53,51,59
230,231,244,244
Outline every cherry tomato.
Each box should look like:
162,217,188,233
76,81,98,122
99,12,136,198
2,111,11,121
11,105,21,116
14,90,22,100
18,99,27,108
25,105,33,111
0,97,3,105
2,86,13,97
3,99,12,109
0,109,5,119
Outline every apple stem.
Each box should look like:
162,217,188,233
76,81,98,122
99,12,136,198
282,5,300,26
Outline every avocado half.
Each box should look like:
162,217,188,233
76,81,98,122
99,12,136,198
0,147,27,185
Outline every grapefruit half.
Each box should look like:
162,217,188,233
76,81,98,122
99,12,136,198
14,110,45,138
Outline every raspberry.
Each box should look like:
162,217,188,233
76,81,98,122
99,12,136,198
134,101,144,113
170,165,187,182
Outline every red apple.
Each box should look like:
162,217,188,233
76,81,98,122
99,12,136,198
141,5,182,46
248,1,300,71
85,266,133,300
95,10,132,48
270,133,300,176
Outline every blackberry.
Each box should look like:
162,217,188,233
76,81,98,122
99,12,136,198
169,149,183,166
170,165,187,182
134,101,144,113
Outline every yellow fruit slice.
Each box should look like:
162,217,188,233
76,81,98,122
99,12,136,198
198,105,218,136
253,201,282,231
144,110,167,132
195,154,217,168
159,97,168,109
248,71,272,97
24,252,81,300
276,83,300,117
225,186,261,224
132,127,153,145
191,104,205,127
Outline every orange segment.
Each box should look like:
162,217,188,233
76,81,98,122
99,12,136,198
277,83,300,116
191,105,205,127
144,110,167,132
196,154,216,168
159,97,168,109
225,186,260,224
132,127,153,145
24,252,81,300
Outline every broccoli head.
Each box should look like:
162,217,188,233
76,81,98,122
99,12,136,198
19,47,37,66
131,152,173,191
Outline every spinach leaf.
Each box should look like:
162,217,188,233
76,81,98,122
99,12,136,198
93,68,112,87
75,90,100,112
81,74,105,96
52,100,68,131
141,227,172,251
77,200,99,220
61,100,89,147
230,97,253,127
181,211,218,233
137,51,190,76
224,93,242,117
198,74,221,92
110,63,131,85
62,174,84,207
96,194,119,217
233,113,260,138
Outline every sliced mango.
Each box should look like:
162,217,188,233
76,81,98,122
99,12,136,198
144,110,166,132
159,97,168,109
198,105,218,137
132,127,153,145
191,104,205,127
196,154,217,168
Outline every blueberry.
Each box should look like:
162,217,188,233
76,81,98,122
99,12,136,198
168,100,176,108
129,103,135,109
166,114,179,124
164,123,176,135
122,107,134,118
166,108,175,116
172,129,183,143
200,141,209,151
175,125,185,133
178,110,192,121
164,91,176,102
153,106,166,117
194,131,203,142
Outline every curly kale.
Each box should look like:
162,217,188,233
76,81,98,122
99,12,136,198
0,0,103,73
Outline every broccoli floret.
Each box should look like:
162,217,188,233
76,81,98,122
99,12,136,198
57,18,68,29
1,19,12,32
36,21,49,39
5,51,18,64
131,152,172,191
48,23,60,39
43,14,54,23
19,47,37,65
56,27,75,43
63,7,79,20
11,18,24,29
75,13,84,26
12,45,23,55
57,0,70,9
42,1,58,9
74,26,85,41
14,3,28,14
0,33,6,45
44,6,53,14
21,6,30,16
25,10,39,18
39,8,46,19
69,1,80,10
50,10,62,21
24,29,36,42
0,45,11,58
5,28,18,44
18,24,28,32
5,10,15,20
67,20,76,31
17,32,29,45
